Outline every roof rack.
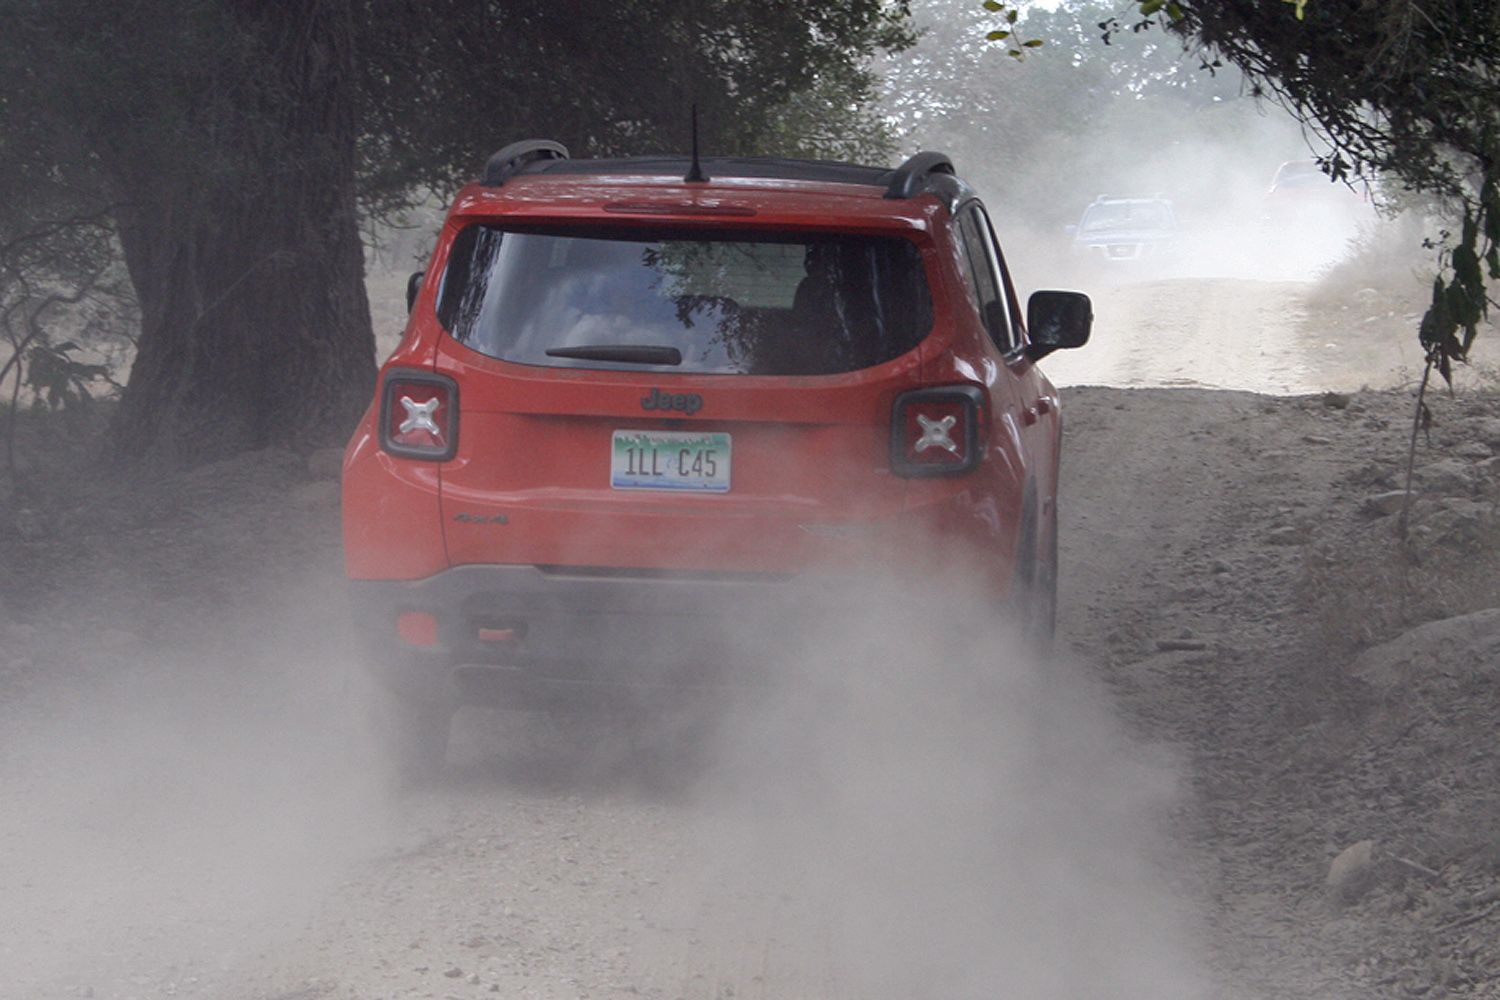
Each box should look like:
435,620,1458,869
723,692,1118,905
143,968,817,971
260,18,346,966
473,144,969,208
884,151,956,200
482,139,569,187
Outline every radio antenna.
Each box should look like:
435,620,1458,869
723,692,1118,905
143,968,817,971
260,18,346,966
685,103,708,183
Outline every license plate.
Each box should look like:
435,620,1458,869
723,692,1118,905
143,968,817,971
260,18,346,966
611,430,731,493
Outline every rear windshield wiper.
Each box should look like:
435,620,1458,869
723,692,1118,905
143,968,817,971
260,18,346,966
545,344,682,365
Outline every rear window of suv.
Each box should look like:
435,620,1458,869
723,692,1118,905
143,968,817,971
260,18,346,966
436,225,933,375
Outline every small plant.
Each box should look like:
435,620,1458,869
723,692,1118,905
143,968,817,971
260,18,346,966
22,339,116,410
0,259,135,480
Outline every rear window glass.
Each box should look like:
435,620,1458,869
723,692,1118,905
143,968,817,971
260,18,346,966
436,225,933,375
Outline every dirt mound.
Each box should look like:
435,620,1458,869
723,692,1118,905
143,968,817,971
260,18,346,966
1351,609,1500,689
1306,610,1500,997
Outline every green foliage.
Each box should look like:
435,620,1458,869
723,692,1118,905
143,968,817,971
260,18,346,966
980,0,1042,59
0,0,916,460
751,62,901,164
350,0,917,213
0,219,134,425
2,0,919,221
0,3,137,415
23,341,114,410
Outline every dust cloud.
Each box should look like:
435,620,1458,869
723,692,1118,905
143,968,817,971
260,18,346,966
657,583,1208,1000
0,614,396,999
0,567,1212,997
992,124,1378,300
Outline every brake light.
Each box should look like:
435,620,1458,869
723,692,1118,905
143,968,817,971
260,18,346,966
891,386,985,477
602,200,757,217
379,371,458,460
396,611,439,646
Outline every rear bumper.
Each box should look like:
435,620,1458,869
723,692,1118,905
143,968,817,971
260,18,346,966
350,564,866,699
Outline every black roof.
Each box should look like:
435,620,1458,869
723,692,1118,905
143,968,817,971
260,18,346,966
520,156,892,187
480,142,966,205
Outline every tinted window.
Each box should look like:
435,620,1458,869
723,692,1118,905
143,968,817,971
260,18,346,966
437,225,933,375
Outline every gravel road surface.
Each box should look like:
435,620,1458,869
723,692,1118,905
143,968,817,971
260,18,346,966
2,275,1490,1000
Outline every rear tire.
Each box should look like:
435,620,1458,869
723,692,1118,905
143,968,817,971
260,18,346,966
1011,493,1058,649
1031,510,1059,647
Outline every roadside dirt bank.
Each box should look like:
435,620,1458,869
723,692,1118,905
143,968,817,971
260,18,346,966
2,279,1499,999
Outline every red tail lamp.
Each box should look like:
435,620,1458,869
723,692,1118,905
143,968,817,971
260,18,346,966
380,370,458,460
891,385,985,477
396,611,439,647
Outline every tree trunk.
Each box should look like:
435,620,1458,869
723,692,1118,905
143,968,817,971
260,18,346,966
109,1,375,465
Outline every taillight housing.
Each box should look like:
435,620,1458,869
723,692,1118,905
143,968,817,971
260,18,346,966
396,610,439,646
891,385,985,477
379,369,458,461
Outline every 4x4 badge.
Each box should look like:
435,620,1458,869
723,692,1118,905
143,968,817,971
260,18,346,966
640,388,703,415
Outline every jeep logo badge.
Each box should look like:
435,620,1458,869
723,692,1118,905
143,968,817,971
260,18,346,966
640,388,703,415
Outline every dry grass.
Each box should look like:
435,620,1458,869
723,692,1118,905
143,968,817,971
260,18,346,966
1305,213,1439,315
1300,213,1500,391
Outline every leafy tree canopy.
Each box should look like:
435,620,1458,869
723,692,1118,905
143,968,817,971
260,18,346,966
0,1,914,463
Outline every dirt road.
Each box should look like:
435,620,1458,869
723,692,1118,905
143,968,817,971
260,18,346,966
1,276,1489,1000
1044,278,1319,393
1043,277,1426,395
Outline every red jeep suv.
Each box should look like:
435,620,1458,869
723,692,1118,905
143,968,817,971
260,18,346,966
342,141,1091,774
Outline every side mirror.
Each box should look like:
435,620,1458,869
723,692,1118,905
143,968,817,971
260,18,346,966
406,271,425,314
1025,290,1092,362
1063,224,1078,237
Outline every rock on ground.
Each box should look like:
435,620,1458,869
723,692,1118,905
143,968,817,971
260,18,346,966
1350,608,1500,690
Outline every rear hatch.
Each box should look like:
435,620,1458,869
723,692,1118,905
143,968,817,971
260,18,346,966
428,220,937,574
